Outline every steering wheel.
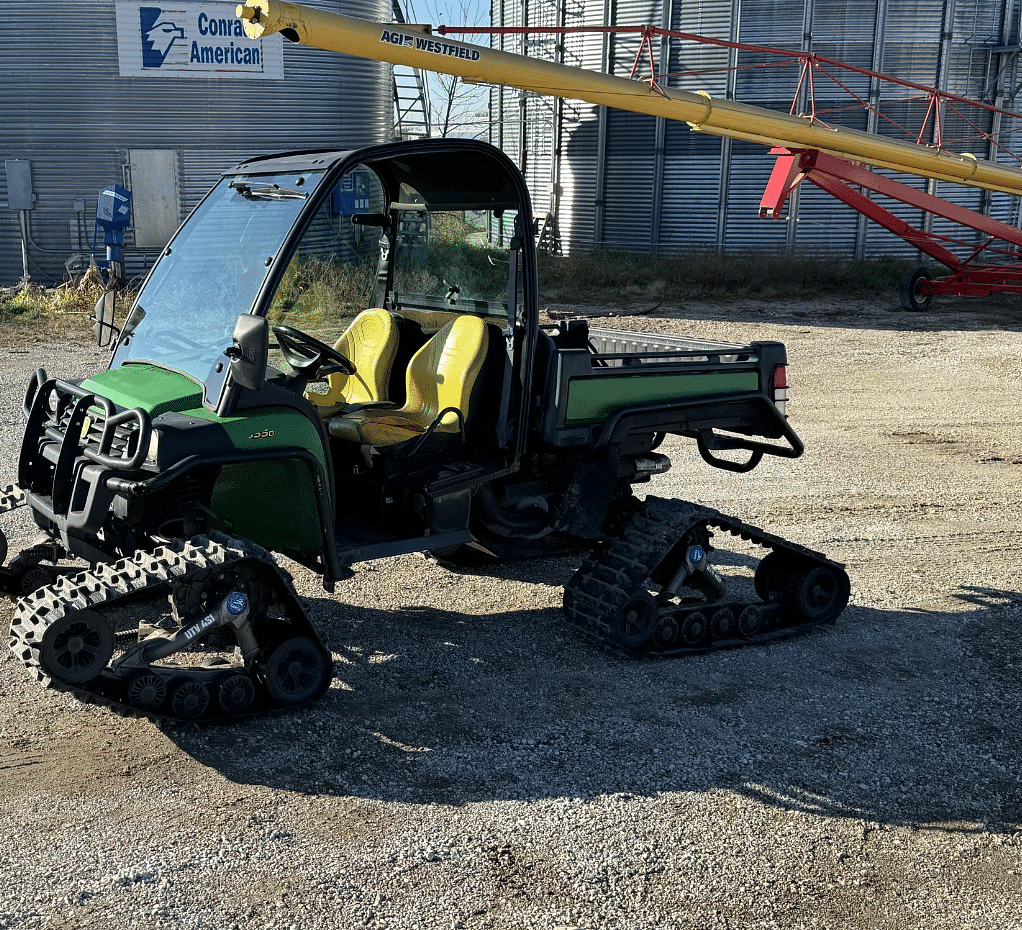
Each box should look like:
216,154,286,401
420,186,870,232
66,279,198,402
272,324,356,378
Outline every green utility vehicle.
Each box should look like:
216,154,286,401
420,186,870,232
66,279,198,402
4,139,848,723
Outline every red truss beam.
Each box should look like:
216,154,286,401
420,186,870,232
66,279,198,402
761,148,1022,300
440,23,1022,163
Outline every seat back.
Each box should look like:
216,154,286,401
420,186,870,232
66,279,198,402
403,315,489,433
304,308,398,413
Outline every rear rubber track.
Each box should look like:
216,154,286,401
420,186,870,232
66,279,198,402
563,495,849,657
8,532,332,725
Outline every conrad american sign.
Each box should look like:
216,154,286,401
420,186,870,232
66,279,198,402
115,1,283,79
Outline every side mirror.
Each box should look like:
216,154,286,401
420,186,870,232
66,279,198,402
226,314,268,391
92,290,119,348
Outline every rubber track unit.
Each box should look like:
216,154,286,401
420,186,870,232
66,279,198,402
563,496,849,657
8,532,331,725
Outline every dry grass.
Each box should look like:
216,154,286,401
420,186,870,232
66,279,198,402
1,250,922,345
538,249,918,303
0,274,106,344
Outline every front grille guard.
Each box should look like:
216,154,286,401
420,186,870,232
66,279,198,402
21,371,152,516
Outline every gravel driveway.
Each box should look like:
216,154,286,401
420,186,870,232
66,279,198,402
1,296,1020,930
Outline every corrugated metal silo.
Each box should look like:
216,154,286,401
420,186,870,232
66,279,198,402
1,0,392,286
491,0,1022,259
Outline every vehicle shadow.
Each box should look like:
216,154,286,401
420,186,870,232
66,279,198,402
166,575,1022,834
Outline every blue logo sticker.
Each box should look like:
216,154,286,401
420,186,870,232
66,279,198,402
687,545,705,565
140,7,185,68
225,592,249,616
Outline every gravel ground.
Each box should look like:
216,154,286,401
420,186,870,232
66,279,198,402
1,296,1021,930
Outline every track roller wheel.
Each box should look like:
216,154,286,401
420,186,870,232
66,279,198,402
218,672,257,714
126,672,168,711
754,552,795,601
651,614,679,650
709,607,737,640
39,611,114,684
679,610,710,647
783,565,850,624
170,680,210,720
261,637,330,706
738,605,765,638
19,566,55,595
615,591,659,649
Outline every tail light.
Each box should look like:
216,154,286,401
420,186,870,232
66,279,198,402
771,365,788,417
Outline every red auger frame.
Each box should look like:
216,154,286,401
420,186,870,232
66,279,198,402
761,147,1022,311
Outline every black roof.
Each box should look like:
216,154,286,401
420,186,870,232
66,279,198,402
229,138,527,212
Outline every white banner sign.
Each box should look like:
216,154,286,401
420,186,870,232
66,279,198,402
116,2,283,79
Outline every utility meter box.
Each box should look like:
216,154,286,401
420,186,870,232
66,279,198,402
5,160,35,210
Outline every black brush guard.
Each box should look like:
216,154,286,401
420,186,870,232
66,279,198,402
19,371,152,534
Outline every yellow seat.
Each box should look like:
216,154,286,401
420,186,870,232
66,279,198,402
328,315,488,448
303,309,398,418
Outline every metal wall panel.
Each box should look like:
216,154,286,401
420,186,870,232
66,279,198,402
1,0,392,285
669,0,733,99
504,0,1022,262
602,109,658,246
791,0,875,253
724,145,790,250
867,0,953,258
559,109,602,249
656,0,733,250
557,0,608,250
598,0,665,247
659,124,724,249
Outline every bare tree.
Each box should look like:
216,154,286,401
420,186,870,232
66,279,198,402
400,0,491,138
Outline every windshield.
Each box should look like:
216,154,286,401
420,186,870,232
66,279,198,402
113,169,324,387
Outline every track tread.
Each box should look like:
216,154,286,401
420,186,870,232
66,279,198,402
0,483,26,514
8,532,330,725
564,496,848,657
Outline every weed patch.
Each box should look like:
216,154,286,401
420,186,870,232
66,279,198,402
538,249,917,303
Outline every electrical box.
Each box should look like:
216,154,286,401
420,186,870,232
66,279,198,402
332,169,373,214
128,149,181,249
5,160,35,210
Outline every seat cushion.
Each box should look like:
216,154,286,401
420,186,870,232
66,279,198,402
328,412,424,446
328,315,488,449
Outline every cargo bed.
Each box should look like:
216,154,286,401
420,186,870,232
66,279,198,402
536,318,800,470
